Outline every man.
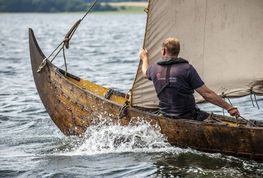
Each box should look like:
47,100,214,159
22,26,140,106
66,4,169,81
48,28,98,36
139,37,240,121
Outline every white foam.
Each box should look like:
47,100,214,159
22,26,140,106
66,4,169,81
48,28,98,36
59,116,187,156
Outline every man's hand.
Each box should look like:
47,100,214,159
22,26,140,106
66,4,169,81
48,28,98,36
139,48,148,62
139,48,149,77
227,107,240,117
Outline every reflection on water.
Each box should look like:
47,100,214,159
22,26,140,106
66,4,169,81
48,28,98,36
0,13,263,177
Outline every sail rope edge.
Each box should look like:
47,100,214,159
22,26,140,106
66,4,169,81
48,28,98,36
37,0,97,74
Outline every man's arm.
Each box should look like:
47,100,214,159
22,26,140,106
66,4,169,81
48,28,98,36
195,84,240,117
139,48,149,77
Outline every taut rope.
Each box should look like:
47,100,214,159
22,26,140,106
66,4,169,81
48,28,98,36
37,0,97,74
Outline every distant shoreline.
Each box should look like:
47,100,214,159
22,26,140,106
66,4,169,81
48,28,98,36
108,2,148,13
109,2,148,7
0,1,148,13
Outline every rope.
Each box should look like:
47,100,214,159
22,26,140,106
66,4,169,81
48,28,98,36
222,93,226,116
81,1,97,21
51,46,64,63
227,97,233,106
250,92,255,107
37,41,64,73
238,115,257,127
64,20,81,49
104,89,114,100
254,93,260,109
62,47,68,76
37,0,97,73
118,101,129,119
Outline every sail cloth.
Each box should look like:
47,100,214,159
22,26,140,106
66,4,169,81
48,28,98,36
131,0,263,108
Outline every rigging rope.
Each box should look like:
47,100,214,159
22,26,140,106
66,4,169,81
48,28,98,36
249,88,260,109
238,115,257,127
254,94,260,109
37,0,97,74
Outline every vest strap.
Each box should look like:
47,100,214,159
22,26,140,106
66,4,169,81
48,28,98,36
157,65,172,97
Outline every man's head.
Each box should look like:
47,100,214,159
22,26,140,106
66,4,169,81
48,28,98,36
161,37,180,58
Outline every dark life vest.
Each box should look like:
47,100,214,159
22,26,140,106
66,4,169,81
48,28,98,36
156,58,189,96
147,57,204,116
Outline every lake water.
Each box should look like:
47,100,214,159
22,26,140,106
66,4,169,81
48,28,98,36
0,13,263,178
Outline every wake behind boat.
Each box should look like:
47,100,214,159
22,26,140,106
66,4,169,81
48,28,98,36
29,0,263,161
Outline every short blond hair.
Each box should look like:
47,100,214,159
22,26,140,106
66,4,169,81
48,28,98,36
162,37,180,56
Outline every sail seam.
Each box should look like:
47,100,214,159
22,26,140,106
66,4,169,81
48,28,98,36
202,0,208,79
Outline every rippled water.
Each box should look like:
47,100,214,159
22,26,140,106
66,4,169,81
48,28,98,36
0,13,263,178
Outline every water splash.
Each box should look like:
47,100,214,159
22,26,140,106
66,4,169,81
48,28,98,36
58,116,186,156
51,116,263,177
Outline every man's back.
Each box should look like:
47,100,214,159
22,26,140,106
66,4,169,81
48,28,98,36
146,58,204,116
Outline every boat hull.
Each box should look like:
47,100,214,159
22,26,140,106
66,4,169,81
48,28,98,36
29,29,263,161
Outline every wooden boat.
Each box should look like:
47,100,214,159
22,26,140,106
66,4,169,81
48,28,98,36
29,0,263,161
29,28,263,161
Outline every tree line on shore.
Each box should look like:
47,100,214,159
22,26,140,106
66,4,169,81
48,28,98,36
0,0,145,12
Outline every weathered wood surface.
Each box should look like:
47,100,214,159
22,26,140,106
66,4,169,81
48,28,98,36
29,29,263,161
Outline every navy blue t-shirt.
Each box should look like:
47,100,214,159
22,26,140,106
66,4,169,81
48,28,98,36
146,58,204,116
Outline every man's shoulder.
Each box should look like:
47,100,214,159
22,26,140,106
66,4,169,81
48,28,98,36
174,62,192,71
182,63,195,70
150,63,162,70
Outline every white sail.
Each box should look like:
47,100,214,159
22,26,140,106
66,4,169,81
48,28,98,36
131,0,263,108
